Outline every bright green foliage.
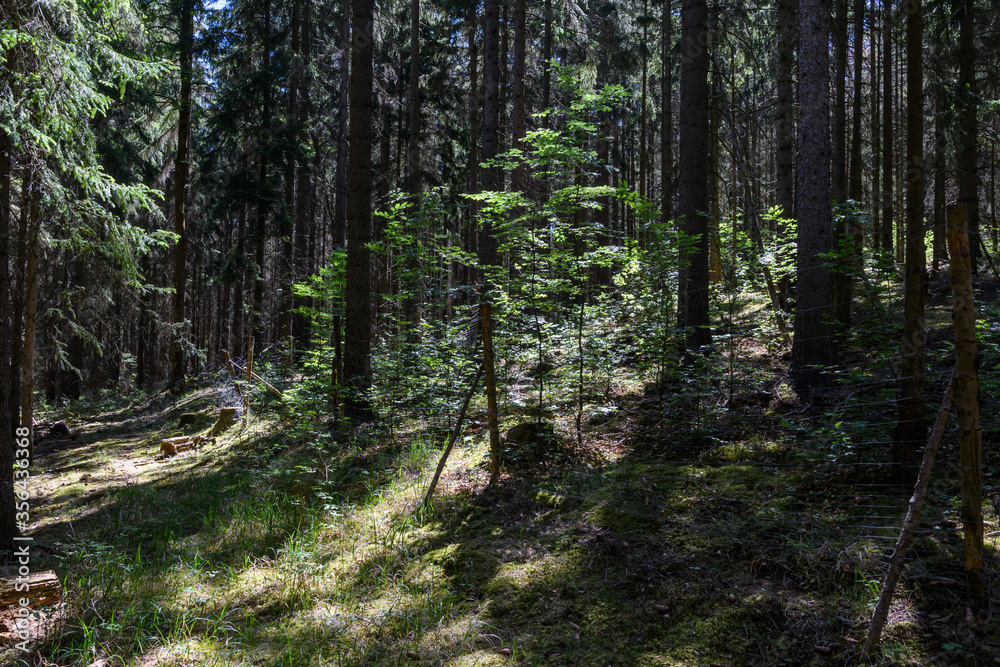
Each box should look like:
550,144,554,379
469,68,654,430
2,0,174,282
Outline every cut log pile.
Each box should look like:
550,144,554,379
0,570,60,609
160,434,216,457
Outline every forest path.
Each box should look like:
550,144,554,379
27,387,235,540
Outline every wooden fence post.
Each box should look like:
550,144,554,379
946,203,985,602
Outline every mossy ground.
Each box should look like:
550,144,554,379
5,279,1000,666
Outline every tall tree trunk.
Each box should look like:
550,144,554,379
871,0,880,250
661,0,673,226
21,178,38,428
511,0,526,195
292,0,313,352
830,0,850,325
10,169,26,428
280,0,300,344
253,0,272,343
639,0,649,249
137,252,150,388
790,0,836,395
465,9,479,287
232,157,247,355
775,0,795,221
592,2,611,287
499,0,508,179
344,0,375,419
406,0,421,197
880,0,893,254
64,258,85,400
333,0,350,249
171,0,194,390
404,0,421,327
894,0,925,485
848,0,863,200
678,0,711,350
542,0,552,126
933,97,945,272
957,0,978,271
894,41,904,264
0,129,15,552
832,0,847,203
480,0,500,270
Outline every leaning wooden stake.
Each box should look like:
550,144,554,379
227,360,284,399
861,369,957,660
244,336,254,419
947,203,985,602
480,303,501,485
422,364,484,507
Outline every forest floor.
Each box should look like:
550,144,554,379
4,279,1000,667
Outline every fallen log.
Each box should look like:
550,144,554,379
0,570,61,609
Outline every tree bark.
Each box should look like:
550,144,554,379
957,0,978,272
775,0,795,222
280,0,301,344
542,0,552,127
170,0,194,390
479,0,500,270
639,0,649,249
790,0,836,395
511,0,526,195
848,0,863,201
880,0,893,254
830,0,850,326
253,0,272,343
403,0,421,328
406,0,421,198
662,0,673,226
9,169,26,429
0,129,15,552
465,8,479,287
333,0,350,249
21,182,38,436
932,97,945,272
947,204,985,601
893,0,925,486
832,0,847,203
678,0,711,350
871,0,880,249
344,0,376,420
292,0,313,352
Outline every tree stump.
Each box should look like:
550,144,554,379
211,407,239,436
0,570,60,609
